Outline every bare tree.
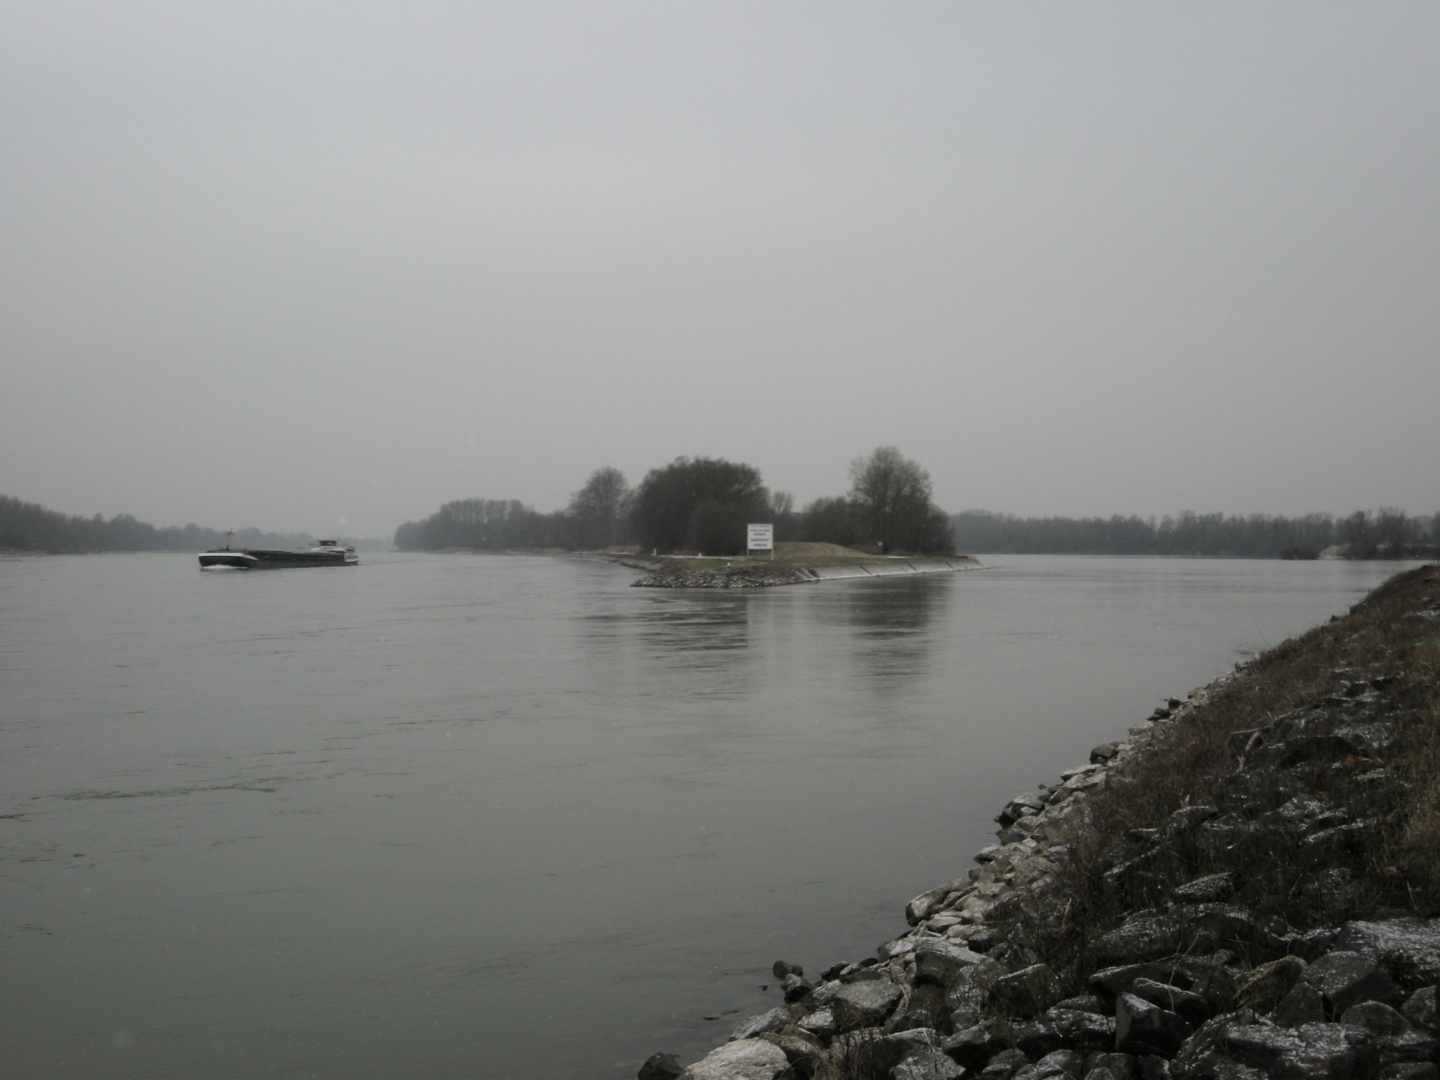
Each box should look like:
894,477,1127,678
1373,507,1420,556
1340,510,1376,558
769,490,797,542
567,467,631,550
848,446,951,554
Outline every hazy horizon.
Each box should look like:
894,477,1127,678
6,474,1431,547
4,3,1438,538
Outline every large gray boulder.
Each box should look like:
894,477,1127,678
1273,981,1326,1027
977,1048,1033,1079
998,792,1047,827
1103,954,1234,1019
1081,1053,1138,1080
1134,1056,1174,1080
1374,1031,1440,1071
1131,978,1210,1027
1336,1002,1440,1073
895,1051,966,1080
780,972,812,1003
1164,805,1221,839
1086,906,1254,968
884,1027,947,1058
638,1052,684,1080
1402,985,1438,1034
680,1038,790,1080
896,983,953,1034
1013,1048,1084,1078
1341,1001,1415,1037
1233,957,1307,1015
1115,993,1193,1057
1171,1013,1379,1080
1299,821,1376,870
1091,963,1174,999
797,1006,837,1039
1172,872,1237,904
914,938,988,986
907,878,973,925
947,972,991,1031
831,978,904,1031
1087,916,1188,968
1009,1010,1116,1058
727,1008,788,1042
1303,950,1402,1016
942,1017,1014,1072
1336,920,1440,992
886,1028,968,1080
993,964,1065,1014
1040,1007,1115,1051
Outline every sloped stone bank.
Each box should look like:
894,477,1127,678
633,564,811,588
631,557,981,589
648,564,1440,1080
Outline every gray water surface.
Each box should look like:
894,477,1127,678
0,552,1419,1077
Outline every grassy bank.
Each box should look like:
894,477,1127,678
995,563,1440,982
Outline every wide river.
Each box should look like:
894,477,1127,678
0,552,1421,1078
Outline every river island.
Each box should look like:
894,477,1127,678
607,542,983,588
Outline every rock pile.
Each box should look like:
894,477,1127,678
610,553,981,588
632,564,809,588
649,565,1440,1080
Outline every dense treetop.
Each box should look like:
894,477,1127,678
629,457,770,556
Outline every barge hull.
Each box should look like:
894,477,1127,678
198,549,357,569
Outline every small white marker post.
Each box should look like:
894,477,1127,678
747,523,775,561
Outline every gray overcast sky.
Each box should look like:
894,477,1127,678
2,2,1437,538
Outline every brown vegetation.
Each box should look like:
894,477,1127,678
992,563,1440,990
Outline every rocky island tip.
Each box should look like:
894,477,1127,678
608,543,982,589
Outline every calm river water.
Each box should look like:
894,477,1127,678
0,552,1421,1078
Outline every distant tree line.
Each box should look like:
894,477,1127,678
393,446,956,556
782,446,953,555
951,508,1440,559
0,495,312,553
391,499,570,552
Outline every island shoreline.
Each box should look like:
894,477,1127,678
596,552,984,588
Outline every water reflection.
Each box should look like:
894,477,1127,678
633,594,751,652
824,575,955,687
627,591,755,698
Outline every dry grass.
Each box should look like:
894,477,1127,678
820,1030,903,1080
989,563,1440,986
773,542,869,558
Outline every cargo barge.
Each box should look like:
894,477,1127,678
198,539,358,569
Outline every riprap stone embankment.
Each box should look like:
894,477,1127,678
644,564,1440,1080
628,556,982,589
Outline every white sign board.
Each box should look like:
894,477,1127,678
746,523,774,553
